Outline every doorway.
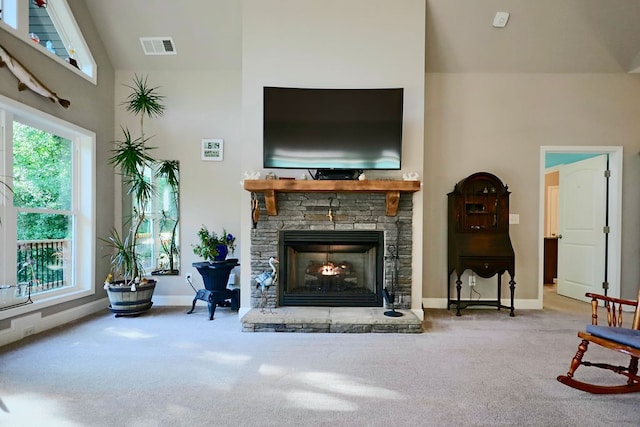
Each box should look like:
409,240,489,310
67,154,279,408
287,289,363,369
539,146,623,309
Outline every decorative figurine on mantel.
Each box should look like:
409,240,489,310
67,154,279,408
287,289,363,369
251,192,259,229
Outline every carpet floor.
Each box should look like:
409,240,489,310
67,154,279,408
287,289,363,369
0,298,637,426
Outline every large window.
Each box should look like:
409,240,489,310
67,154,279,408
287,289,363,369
13,122,73,294
0,95,95,315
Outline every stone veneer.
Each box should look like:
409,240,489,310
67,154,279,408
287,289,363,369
241,307,422,333
249,191,413,310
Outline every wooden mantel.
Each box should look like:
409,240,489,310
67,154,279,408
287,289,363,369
243,179,421,216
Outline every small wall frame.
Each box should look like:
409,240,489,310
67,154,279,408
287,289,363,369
201,138,224,161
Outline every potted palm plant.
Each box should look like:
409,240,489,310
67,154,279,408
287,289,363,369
102,74,166,316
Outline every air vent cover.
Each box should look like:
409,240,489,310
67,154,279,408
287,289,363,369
140,37,176,55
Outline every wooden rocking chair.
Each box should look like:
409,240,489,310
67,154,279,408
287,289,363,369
557,290,640,394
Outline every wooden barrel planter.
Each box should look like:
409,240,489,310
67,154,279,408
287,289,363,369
106,279,156,316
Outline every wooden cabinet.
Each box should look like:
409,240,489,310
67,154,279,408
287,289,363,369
447,172,516,316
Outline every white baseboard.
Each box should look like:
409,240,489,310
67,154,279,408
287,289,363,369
0,298,109,347
422,298,543,311
152,295,192,306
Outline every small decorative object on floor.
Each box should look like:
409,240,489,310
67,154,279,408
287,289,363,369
256,257,278,313
383,243,403,317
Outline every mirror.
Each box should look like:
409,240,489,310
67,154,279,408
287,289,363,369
123,160,180,276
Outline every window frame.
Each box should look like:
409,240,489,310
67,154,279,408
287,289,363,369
0,0,97,84
0,94,96,320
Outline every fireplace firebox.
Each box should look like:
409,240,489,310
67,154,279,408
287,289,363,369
279,230,384,307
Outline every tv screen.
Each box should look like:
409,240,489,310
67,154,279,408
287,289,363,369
263,87,403,171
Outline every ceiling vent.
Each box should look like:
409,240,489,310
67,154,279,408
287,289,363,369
140,37,176,55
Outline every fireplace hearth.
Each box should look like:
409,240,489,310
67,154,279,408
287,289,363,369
279,230,384,307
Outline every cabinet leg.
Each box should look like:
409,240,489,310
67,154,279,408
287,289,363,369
509,277,516,317
447,275,451,311
497,275,502,311
455,278,462,316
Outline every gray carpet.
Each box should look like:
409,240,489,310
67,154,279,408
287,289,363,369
0,304,638,426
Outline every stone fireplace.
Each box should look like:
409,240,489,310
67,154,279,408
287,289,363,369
248,189,414,310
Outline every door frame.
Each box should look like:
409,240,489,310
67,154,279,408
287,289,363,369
538,146,623,306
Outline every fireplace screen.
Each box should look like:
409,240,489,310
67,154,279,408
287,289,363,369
279,231,383,307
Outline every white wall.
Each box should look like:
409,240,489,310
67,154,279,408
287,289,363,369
240,0,426,313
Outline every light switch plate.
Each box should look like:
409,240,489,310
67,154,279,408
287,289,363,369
509,214,519,224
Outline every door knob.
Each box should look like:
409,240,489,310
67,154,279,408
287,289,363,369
557,234,562,239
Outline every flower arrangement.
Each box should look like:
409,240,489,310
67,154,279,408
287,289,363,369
192,225,236,262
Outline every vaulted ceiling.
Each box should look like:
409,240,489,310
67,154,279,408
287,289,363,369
84,0,640,74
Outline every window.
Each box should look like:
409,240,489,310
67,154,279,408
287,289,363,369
13,122,73,294
0,94,95,316
0,0,96,83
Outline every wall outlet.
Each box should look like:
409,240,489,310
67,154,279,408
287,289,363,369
22,326,36,338
468,275,476,287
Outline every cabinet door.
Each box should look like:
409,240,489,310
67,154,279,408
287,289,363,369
462,179,500,230
463,195,498,230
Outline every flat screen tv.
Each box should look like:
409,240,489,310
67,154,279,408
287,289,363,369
263,87,403,176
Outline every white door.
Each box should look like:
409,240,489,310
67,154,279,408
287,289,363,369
557,155,607,302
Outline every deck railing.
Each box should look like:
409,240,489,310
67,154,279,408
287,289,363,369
1,239,70,310
16,239,70,294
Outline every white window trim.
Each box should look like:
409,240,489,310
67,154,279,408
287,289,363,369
0,94,96,320
0,0,97,84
